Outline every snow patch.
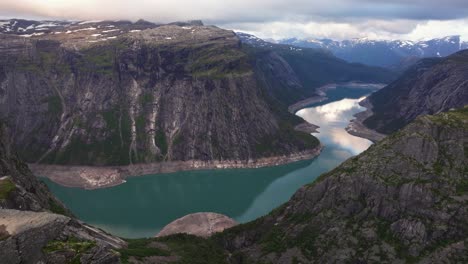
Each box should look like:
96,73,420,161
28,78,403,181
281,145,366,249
102,29,119,33
73,27,97,32
19,32,45,38
78,20,102,25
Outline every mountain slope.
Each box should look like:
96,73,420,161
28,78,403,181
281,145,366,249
0,122,127,263
0,20,321,168
239,33,397,106
0,20,396,171
280,36,465,68
363,50,468,134
217,107,468,263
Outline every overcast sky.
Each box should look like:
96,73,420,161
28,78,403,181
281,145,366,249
1,0,468,41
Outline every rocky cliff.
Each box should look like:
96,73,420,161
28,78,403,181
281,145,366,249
0,122,126,263
216,107,468,263
363,50,468,134
0,20,322,168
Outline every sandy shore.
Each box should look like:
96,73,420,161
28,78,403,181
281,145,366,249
345,98,387,143
30,145,323,190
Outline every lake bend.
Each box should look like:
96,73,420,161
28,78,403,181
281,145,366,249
42,85,377,238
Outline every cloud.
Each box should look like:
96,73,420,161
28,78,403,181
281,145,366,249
1,0,468,41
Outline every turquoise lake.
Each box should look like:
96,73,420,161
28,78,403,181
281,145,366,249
42,85,376,238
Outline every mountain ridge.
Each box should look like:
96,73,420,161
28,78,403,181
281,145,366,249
363,49,468,134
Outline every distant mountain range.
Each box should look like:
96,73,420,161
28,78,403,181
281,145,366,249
238,32,468,68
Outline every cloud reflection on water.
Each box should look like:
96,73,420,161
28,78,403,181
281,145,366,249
297,96,372,155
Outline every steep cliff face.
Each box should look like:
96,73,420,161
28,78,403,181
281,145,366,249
0,122,69,213
0,22,319,166
364,50,468,134
217,108,468,263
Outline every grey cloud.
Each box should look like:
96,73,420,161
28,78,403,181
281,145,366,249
1,0,467,24
0,0,467,41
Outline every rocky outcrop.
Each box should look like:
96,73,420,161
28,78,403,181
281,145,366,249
0,122,70,214
0,122,126,263
0,209,126,264
157,212,237,238
216,107,468,263
363,50,468,134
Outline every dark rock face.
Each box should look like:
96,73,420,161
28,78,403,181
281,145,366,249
364,50,468,134
0,210,125,264
0,121,125,263
0,122,68,213
216,108,468,263
0,23,319,166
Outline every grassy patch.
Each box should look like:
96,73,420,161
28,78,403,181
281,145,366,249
44,236,96,254
188,44,252,79
0,178,16,200
118,238,170,263
159,234,229,264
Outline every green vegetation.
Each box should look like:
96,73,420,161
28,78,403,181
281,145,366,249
139,93,154,106
43,107,132,166
456,179,468,195
80,47,115,75
255,121,319,156
44,236,96,263
45,96,63,116
48,198,68,216
260,226,288,253
155,130,168,155
426,106,468,129
0,178,15,200
294,225,320,259
188,44,252,79
158,234,229,264
118,235,229,264
118,238,170,263
172,133,184,147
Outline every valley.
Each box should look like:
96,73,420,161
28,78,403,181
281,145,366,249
39,85,376,238
0,7,466,262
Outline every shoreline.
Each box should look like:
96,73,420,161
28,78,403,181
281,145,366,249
31,145,323,190
31,82,386,190
345,98,387,143
288,82,386,114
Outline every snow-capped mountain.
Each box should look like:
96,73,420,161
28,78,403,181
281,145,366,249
279,36,466,67
0,18,161,37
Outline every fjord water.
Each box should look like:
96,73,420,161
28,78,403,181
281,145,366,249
42,85,375,238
